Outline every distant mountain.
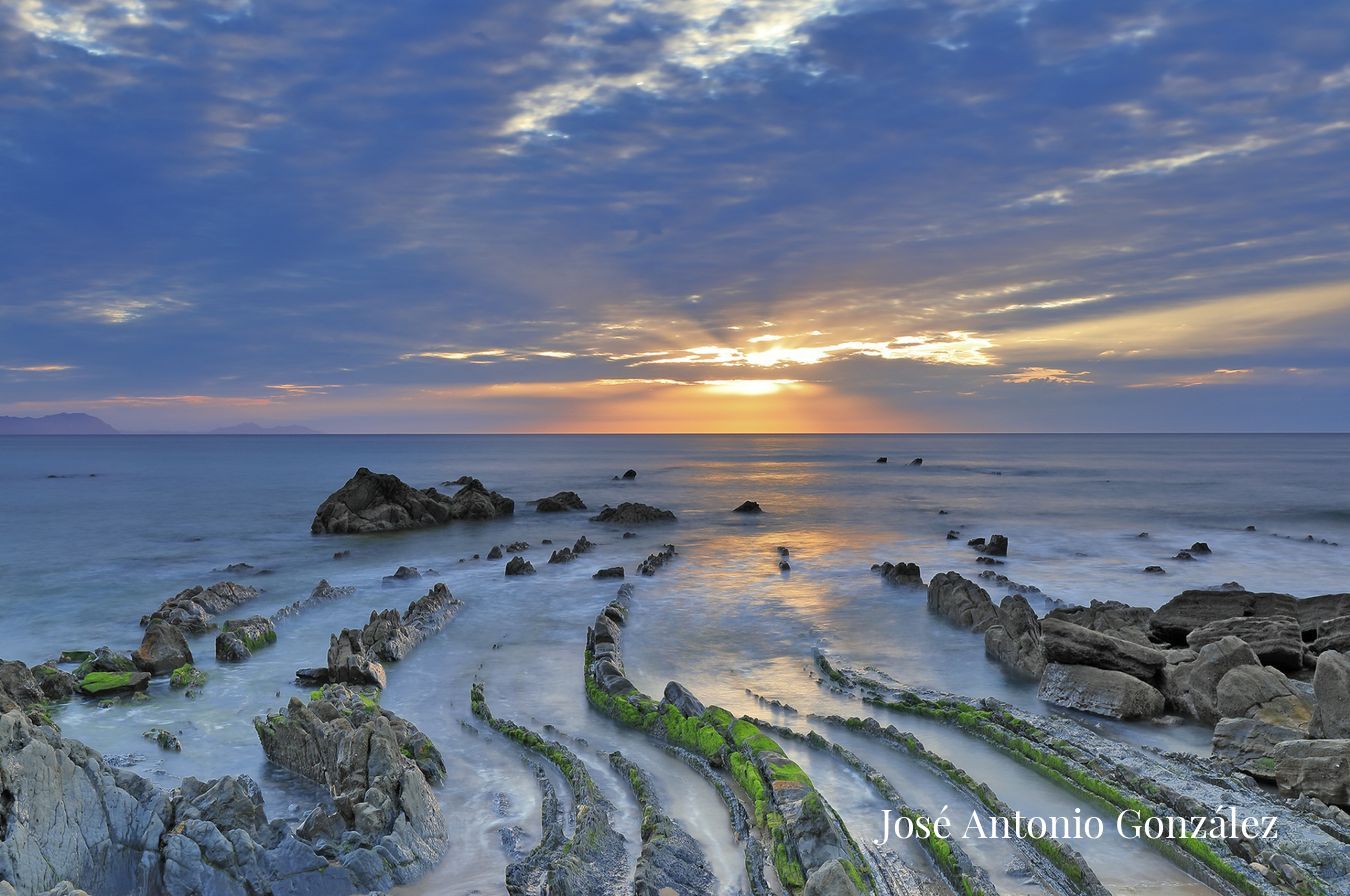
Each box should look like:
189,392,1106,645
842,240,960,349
0,413,119,435
208,422,322,435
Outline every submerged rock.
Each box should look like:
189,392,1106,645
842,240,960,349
872,561,923,587
382,565,421,585
142,728,181,752
314,584,461,689
978,533,1009,557
732,500,763,513
548,547,575,564
636,544,678,576
1037,662,1165,720
590,502,676,524
535,490,586,512
593,567,624,579
310,467,512,534
486,545,503,560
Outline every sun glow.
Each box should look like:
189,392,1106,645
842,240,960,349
699,378,801,396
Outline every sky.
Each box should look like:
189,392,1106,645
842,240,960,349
1,0,1349,433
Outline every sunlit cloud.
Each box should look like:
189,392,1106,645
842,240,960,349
2,363,74,372
998,367,1093,385
264,383,341,396
984,294,1113,315
1087,135,1278,181
61,294,191,325
499,0,840,139
626,332,995,368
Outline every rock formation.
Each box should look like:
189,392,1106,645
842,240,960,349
590,502,677,524
535,490,586,512
311,468,512,534
141,582,259,633
926,572,998,631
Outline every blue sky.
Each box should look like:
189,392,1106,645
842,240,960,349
2,0,1348,432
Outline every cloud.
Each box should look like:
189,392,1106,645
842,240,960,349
998,367,1092,384
1,363,73,372
60,294,192,325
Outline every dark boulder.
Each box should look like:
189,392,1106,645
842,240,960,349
732,501,763,513
535,491,586,512
593,567,625,579
1186,615,1305,672
311,467,512,534
875,457,887,463
1150,589,1301,644
1189,542,1212,554
382,565,421,585
927,572,998,631
215,616,277,662
984,594,1045,679
591,502,676,525
505,556,535,576
872,561,923,588
1041,617,1166,681
980,534,1008,557
548,547,575,564
132,621,192,675
662,681,706,717
1144,565,1166,574
486,545,503,560
621,469,638,479
909,457,923,466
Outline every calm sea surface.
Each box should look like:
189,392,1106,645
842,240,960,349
2,434,1346,894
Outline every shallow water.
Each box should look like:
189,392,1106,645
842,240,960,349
2,433,1346,894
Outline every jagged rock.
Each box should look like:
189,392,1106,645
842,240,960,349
872,561,923,587
1312,615,1350,654
1186,615,1305,672
1037,663,1165,720
132,621,192,675
0,661,46,716
1041,617,1166,681
535,491,586,512
978,534,1008,557
926,572,998,631
254,686,448,886
486,545,503,560
590,502,676,524
28,663,77,702
875,457,887,463
637,544,678,576
215,616,277,662
610,752,717,896
984,594,1045,679
310,467,512,534
572,535,596,554
1312,650,1350,738
141,582,260,633
1189,541,1212,554
662,681,706,717
1270,739,1350,807
327,584,462,683
548,547,575,564
310,579,355,600
732,500,763,513
505,556,535,576
593,567,624,579
324,630,386,689
1151,588,1301,644
1163,636,1260,723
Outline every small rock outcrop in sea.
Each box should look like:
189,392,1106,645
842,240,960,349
143,727,181,752
617,468,638,479
310,467,512,534
871,560,923,587
274,579,358,621
573,535,596,554
590,502,676,524
254,684,448,889
215,616,277,662
875,457,887,463
548,547,575,564
382,565,421,585
909,457,923,466
141,581,260,633
926,571,998,631
1144,565,1166,574
486,544,503,560
1037,662,1165,720
301,584,461,689
975,570,1041,595
132,621,192,675
69,648,150,697
504,556,535,576
636,544,678,576
732,500,763,513
983,594,1046,679
593,566,624,579
534,490,586,512
972,533,1008,557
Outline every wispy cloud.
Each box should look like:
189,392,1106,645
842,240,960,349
61,294,192,325
998,367,1093,384
2,363,74,372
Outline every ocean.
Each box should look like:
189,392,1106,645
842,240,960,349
2,433,1347,894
